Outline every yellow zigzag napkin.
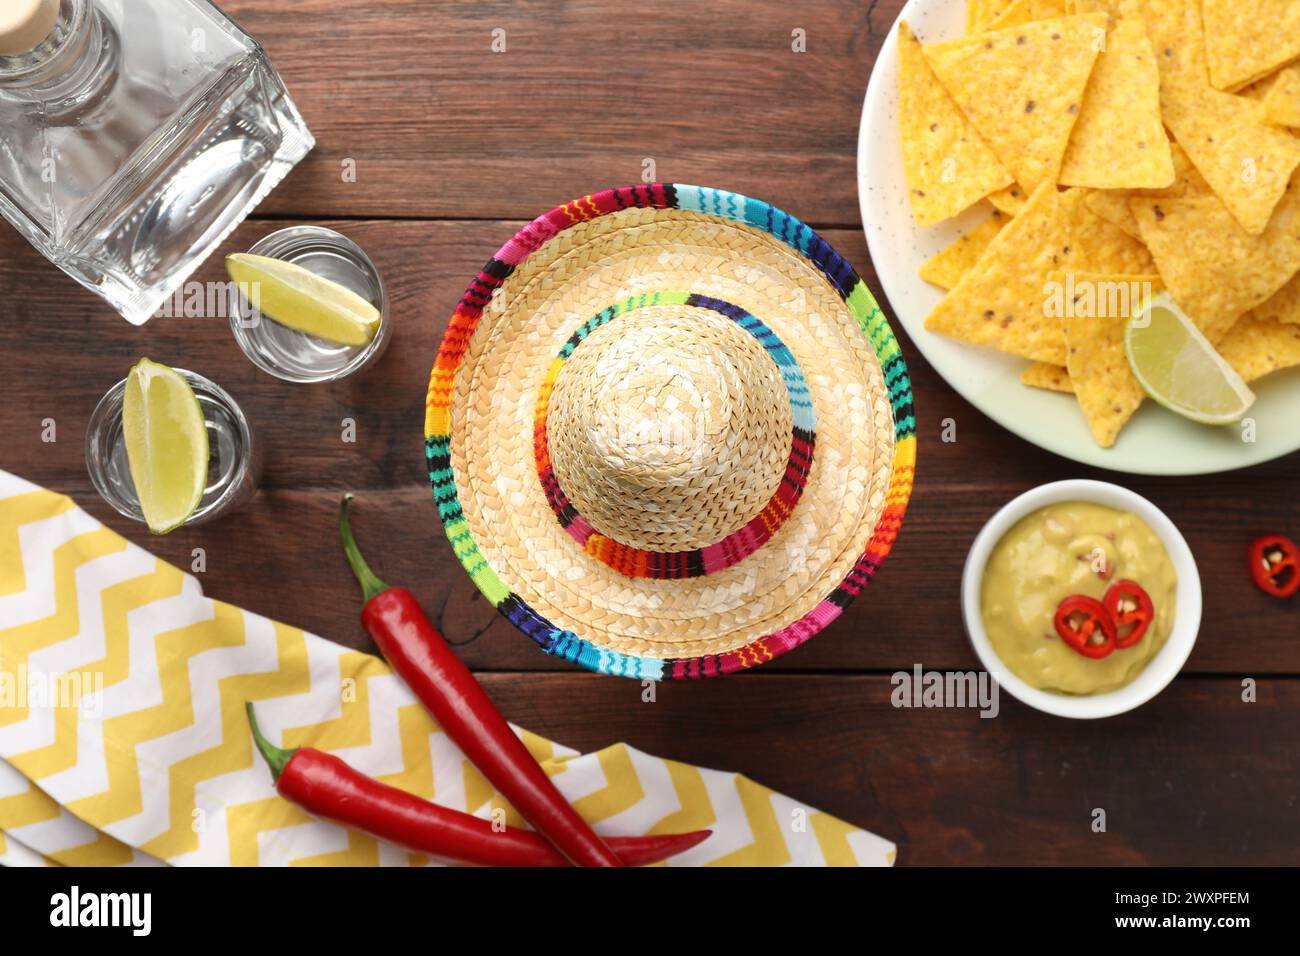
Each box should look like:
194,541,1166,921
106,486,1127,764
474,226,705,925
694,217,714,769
0,471,894,867
0,829,53,867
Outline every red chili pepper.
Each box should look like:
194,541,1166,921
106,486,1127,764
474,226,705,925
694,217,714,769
246,704,709,866
339,495,623,867
1053,595,1116,659
1103,580,1154,649
1249,534,1300,599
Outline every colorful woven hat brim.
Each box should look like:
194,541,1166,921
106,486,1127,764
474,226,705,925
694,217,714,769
425,184,917,680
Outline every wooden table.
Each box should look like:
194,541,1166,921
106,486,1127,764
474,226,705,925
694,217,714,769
3,0,1296,865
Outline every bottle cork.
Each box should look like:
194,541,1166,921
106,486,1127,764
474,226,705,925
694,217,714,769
0,0,60,57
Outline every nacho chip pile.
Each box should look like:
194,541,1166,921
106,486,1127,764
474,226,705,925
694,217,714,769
899,0,1300,448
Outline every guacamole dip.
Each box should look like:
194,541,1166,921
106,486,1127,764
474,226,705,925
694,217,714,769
981,502,1177,695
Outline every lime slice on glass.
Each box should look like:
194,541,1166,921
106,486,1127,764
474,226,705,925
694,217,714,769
1125,291,1255,425
226,253,381,347
122,359,209,534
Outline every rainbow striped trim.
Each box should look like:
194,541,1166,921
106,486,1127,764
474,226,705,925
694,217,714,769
534,291,815,580
424,184,917,680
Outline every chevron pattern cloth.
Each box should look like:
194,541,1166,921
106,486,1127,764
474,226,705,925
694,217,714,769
0,471,894,867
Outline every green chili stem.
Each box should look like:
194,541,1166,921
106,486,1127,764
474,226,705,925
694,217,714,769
340,493,391,603
246,702,295,783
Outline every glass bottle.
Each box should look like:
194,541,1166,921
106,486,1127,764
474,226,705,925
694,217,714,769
0,0,314,324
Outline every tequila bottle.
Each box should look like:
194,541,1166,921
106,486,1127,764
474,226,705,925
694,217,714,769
0,0,314,324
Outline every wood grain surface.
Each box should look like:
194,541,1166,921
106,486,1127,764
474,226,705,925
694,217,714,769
1,0,1296,865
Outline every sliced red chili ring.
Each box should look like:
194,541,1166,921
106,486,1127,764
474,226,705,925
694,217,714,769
1249,534,1300,599
1103,580,1154,649
1053,595,1117,659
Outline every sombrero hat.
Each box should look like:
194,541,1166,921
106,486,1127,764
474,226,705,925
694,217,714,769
424,184,916,680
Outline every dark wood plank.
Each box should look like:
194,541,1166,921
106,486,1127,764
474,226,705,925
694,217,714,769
479,672,1300,865
218,0,900,225
2,219,1297,673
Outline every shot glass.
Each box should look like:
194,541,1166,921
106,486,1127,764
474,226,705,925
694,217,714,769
229,226,390,383
85,369,260,527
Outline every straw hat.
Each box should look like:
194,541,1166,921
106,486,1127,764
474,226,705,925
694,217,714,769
425,184,916,679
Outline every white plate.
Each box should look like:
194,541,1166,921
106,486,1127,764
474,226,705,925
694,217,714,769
856,0,1300,476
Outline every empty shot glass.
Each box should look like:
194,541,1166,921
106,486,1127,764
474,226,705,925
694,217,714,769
86,369,260,527
229,226,390,383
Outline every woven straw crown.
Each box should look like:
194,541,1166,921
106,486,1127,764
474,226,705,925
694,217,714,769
425,185,916,680
547,304,794,554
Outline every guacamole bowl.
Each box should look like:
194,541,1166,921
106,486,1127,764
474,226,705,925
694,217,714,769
962,480,1202,719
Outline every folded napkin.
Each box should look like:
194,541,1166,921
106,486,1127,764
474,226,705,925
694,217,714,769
0,829,52,867
0,471,894,866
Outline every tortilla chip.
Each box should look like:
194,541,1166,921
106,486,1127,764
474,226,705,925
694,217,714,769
1201,0,1300,92
1161,92,1300,235
898,21,1015,227
1065,194,1155,274
987,184,1028,214
1130,180,1300,343
1141,0,1206,85
1048,270,1162,321
1059,10,1174,189
1070,0,1120,14
1080,142,1210,237
1081,191,1143,240
924,182,1082,364
918,211,1008,289
1217,312,1300,382
1260,64,1300,129
967,0,1018,33
1021,362,1075,391
924,14,1106,192
987,0,1071,30
1144,0,1300,234
1238,78,1271,101
1250,272,1300,326
1149,141,1212,197
1062,308,1146,447
1027,271,1161,414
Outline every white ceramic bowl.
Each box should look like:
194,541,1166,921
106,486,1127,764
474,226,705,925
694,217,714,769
962,480,1202,719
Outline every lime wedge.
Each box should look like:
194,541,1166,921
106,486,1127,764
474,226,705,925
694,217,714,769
122,359,209,534
1125,292,1255,425
226,253,381,347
